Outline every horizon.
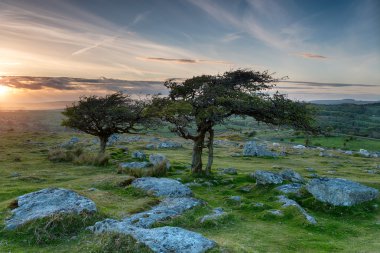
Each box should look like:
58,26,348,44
0,0,379,103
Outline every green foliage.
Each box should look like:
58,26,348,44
118,162,167,178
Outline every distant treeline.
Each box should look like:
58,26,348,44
314,103,380,139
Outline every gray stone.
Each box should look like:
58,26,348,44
149,154,170,169
200,207,226,223
146,144,156,149
5,188,96,230
252,170,283,185
359,149,370,157
293,145,306,149
229,196,242,202
239,185,254,193
280,169,305,183
89,222,216,253
344,151,353,155
306,167,316,172
267,210,283,216
276,183,303,195
126,136,142,142
158,141,182,149
185,182,202,187
217,167,238,175
243,141,278,157
132,151,146,160
132,177,192,197
306,178,379,206
119,162,150,170
123,197,202,228
61,137,80,148
10,172,21,177
277,195,317,224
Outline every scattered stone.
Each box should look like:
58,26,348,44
267,210,283,216
132,151,146,160
277,195,317,224
251,170,283,185
364,170,378,174
107,134,121,145
126,136,142,142
229,196,242,203
243,141,278,157
272,165,283,170
293,145,306,149
149,154,170,169
306,178,379,206
119,162,150,170
132,177,192,197
10,172,21,178
316,147,325,151
61,137,80,148
253,202,264,208
308,173,319,178
146,144,156,149
279,169,305,183
326,170,336,174
239,185,254,193
217,167,237,175
88,188,98,192
272,143,281,147
344,151,353,155
5,188,96,230
202,181,213,187
359,149,370,157
305,167,316,172
89,222,216,253
185,182,202,187
123,197,202,228
158,141,182,149
319,151,333,157
200,207,226,223
275,183,303,195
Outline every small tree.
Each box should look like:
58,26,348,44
147,69,317,175
62,92,145,154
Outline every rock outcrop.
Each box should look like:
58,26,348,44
132,177,192,197
243,141,278,157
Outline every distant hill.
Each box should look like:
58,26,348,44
310,99,379,105
0,101,74,111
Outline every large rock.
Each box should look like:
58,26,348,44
132,151,146,159
277,195,317,224
122,197,202,228
276,183,303,195
200,207,226,223
243,141,278,157
217,167,237,175
5,188,96,230
306,178,379,206
132,177,192,197
90,221,216,253
149,154,170,169
119,162,150,170
251,170,283,185
280,169,305,183
158,141,182,149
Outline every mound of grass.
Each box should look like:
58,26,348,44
3,212,105,245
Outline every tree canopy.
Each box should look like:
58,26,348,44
147,69,317,175
62,92,145,153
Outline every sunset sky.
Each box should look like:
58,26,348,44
0,0,379,106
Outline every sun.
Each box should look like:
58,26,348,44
0,85,9,95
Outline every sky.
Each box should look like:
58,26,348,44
0,0,379,106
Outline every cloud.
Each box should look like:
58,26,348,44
279,80,376,88
140,57,229,64
0,76,167,94
298,53,327,59
222,32,242,43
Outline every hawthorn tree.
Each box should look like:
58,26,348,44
147,69,316,175
62,92,146,154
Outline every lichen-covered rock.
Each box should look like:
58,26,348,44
217,167,238,175
275,183,303,195
251,170,283,185
158,141,182,149
123,197,202,228
243,141,278,157
277,195,317,224
146,144,156,149
306,178,379,206
200,207,226,223
132,177,192,197
5,188,96,230
132,151,146,159
119,161,150,170
293,145,306,149
89,222,216,253
149,154,170,169
280,169,305,183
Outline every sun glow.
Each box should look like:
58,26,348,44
0,85,10,96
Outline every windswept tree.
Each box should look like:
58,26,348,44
62,92,146,153
147,69,317,175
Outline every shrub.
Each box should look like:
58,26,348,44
119,161,167,178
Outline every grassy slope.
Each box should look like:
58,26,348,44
0,131,379,252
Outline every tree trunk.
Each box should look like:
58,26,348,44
191,135,205,174
99,136,109,154
205,129,214,175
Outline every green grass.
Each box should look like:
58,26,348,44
0,130,379,253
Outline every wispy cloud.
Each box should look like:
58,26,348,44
222,32,242,43
298,53,327,59
279,80,377,88
139,57,229,64
132,11,150,25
